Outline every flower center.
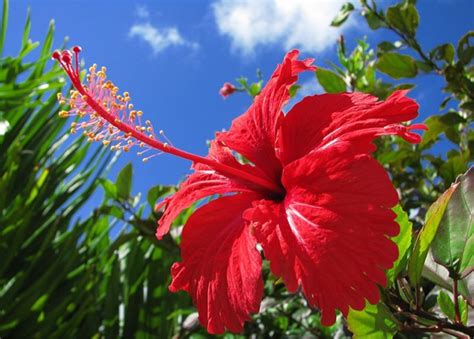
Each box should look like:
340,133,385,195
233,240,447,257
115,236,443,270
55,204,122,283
52,47,284,196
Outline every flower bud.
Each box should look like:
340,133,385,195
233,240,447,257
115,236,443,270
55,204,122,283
219,82,236,98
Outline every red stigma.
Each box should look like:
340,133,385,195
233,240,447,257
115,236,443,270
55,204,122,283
61,50,73,64
72,45,82,53
51,50,61,60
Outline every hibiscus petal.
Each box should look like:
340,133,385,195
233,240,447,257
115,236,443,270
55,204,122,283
279,90,421,164
218,50,315,181
170,193,263,334
245,142,399,326
156,141,257,239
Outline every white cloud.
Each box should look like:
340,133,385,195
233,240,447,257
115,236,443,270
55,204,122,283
136,5,150,19
298,79,324,97
212,0,356,55
129,23,199,55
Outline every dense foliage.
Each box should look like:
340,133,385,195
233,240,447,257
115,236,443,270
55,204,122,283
0,0,472,337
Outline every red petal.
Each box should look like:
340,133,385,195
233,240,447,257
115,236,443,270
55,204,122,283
156,141,258,239
279,90,420,164
245,142,399,326
218,50,315,182
170,193,263,334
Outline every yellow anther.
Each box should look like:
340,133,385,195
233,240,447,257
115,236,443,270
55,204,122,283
128,104,134,109
123,146,130,152
58,110,69,118
103,140,110,146
137,110,143,116
146,120,151,125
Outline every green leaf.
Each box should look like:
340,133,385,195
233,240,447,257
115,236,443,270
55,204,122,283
419,116,445,148
430,44,455,64
363,10,384,30
460,297,468,325
408,181,458,286
437,290,455,321
439,112,466,125
377,53,418,79
21,7,31,50
116,163,133,199
331,2,354,27
0,0,8,57
347,302,399,339
100,179,118,200
431,167,473,277
457,31,474,66
377,41,397,55
147,185,175,209
248,81,262,97
386,3,419,37
315,68,346,93
236,77,248,88
288,84,301,98
386,205,413,284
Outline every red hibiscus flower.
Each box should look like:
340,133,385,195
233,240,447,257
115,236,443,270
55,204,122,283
53,48,426,334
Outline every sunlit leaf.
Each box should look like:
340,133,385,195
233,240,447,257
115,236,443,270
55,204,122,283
116,163,133,199
431,167,473,277
437,290,455,321
331,2,354,27
386,3,419,37
386,205,413,284
347,302,399,339
377,53,418,79
315,68,346,93
408,181,458,286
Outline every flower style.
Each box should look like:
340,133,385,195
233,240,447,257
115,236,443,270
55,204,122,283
53,48,426,334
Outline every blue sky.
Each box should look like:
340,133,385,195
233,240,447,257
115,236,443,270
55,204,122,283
5,0,474,205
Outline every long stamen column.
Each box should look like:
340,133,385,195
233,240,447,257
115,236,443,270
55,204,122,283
52,47,283,195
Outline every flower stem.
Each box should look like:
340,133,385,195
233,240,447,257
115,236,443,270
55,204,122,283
453,277,461,324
